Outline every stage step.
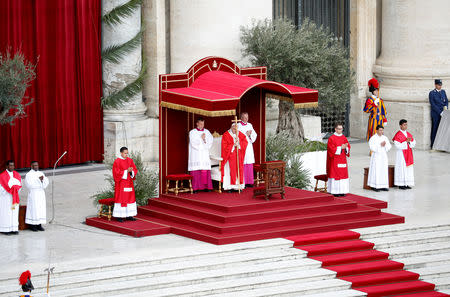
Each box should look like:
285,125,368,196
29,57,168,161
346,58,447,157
356,280,435,297
391,292,450,297
296,240,375,256
326,260,405,277
311,250,389,266
286,230,361,246
341,270,420,287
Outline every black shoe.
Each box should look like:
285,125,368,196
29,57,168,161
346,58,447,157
37,225,45,231
116,218,124,222
126,217,137,221
204,189,212,192
381,188,389,191
399,186,407,190
371,187,381,192
340,194,346,197
227,190,234,193
405,186,411,189
193,190,199,194
2,232,11,236
29,225,38,232
10,231,19,235
246,184,254,188
333,194,339,197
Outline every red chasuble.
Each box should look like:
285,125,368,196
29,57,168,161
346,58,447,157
326,134,351,180
113,158,138,207
221,131,248,184
392,131,414,166
0,170,22,205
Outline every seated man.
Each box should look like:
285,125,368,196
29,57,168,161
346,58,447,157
221,123,248,193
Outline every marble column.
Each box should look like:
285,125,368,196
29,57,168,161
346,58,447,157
102,0,156,164
349,0,378,139
373,0,450,149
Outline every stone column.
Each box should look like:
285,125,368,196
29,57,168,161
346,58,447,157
373,0,450,149
349,0,378,139
102,0,156,164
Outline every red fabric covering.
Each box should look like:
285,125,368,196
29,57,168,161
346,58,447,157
326,134,351,180
113,158,137,207
0,0,103,169
356,281,435,297
98,198,115,205
393,130,414,166
342,270,420,288
166,174,193,180
161,70,318,113
286,230,361,246
311,250,389,266
326,260,404,277
221,131,248,184
296,240,374,256
314,174,328,181
0,170,22,205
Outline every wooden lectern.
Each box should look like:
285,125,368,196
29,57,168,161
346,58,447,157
253,161,286,201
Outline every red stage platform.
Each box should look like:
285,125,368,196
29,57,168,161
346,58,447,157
85,187,404,244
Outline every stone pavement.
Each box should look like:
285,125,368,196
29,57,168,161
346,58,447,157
1,142,449,283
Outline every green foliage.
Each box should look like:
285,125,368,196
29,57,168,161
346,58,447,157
91,151,159,209
240,18,355,113
0,49,37,125
102,0,142,27
266,132,312,189
101,59,147,108
102,30,143,64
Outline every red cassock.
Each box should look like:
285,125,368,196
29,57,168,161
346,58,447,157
113,158,138,207
0,170,22,205
326,134,351,180
392,131,414,166
221,131,248,184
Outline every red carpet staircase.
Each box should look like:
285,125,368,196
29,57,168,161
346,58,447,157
287,230,449,297
87,187,404,245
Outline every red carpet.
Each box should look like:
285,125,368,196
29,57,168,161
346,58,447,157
86,187,404,244
85,217,170,238
288,230,449,297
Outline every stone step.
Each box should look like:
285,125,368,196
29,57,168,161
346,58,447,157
378,241,450,258
357,223,450,239
34,268,338,297
431,276,450,291
368,229,450,249
0,248,310,294
0,238,296,283
413,264,450,280
295,290,367,297
398,253,450,270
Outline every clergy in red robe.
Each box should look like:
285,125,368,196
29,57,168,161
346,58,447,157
0,160,22,235
221,123,248,192
393,119,415,189
326,123,351,197
112,147,138,222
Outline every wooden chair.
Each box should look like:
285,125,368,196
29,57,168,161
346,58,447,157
209,132,223,193
313,174,328,193
98,198,115,221
165,174,193,195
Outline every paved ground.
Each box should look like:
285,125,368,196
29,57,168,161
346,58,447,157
1,142,449,281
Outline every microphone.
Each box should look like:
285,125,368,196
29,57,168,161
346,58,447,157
49,151,68,224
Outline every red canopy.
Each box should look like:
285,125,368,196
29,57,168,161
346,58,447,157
160,57,318,117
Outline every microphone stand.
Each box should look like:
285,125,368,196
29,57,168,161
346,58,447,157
49,151,67,224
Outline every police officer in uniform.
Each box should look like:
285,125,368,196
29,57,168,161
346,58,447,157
429,79,448,148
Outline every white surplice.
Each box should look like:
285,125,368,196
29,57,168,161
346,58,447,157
238,122,257,164
394,130,416,186
368,134,392,189
0,171,21,232
25,169,49,225
188,128,213,171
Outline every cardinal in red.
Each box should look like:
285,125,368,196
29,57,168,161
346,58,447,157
221,123,248,192
326,123,351,197
112,147,138,222
0,160,22,235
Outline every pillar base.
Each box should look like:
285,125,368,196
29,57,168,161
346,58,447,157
104,117,159,164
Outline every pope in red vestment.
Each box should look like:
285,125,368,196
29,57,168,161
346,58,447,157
112,147,138,220
221,124,248,191
326,125,351,196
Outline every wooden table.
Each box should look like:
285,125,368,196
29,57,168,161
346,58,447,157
253,161,286,201
363,165,394,190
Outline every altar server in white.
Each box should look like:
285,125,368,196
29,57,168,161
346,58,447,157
25,161,49,231
0,160,22,235
188,118,214,193
393,119,416,189
367,125,391,191
238,112,257,187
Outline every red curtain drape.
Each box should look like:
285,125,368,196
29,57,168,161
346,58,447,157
0,0,103,169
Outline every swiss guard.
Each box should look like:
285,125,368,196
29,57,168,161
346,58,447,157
19,270,34,297
364,78,387,141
